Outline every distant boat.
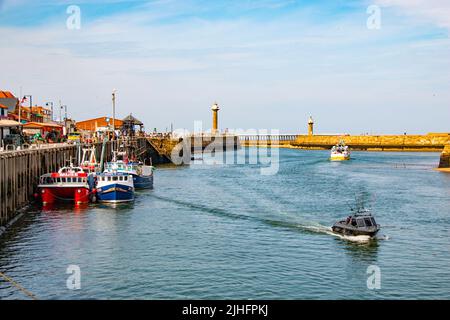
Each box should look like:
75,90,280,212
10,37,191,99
38,165,93,205
96,172,134,203
104,160,154,189
330,140,351,161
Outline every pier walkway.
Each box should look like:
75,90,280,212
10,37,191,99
239,133,450,152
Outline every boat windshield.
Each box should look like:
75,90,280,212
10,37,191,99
364,218,373,227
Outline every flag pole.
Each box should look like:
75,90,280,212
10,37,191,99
18,87,22,123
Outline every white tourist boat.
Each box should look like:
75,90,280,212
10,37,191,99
330,140,351,161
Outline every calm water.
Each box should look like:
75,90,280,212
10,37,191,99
1,148,450,300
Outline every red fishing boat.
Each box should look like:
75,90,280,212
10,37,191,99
37,165,92,205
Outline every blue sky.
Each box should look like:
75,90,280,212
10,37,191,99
0,0,449,134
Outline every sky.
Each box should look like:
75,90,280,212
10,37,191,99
0,0,449,134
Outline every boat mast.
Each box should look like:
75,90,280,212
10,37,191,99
112,89,117,161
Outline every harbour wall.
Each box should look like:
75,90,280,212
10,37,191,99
0,144,78,226
240,133,450,152
438,145,450,170
147,135,241,164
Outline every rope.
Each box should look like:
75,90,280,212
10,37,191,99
0,271,38,300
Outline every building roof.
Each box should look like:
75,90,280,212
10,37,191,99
76,116,123,131
0,119,23,128
23,121,63,128
0,104,8,109
122,114,143,126
77,116,123,123
21,106,50,112
0,91,16,99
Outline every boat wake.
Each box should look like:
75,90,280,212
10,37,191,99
294,222,389,243
148,194,389,243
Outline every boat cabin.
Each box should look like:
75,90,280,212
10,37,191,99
97,174,132,183
348,215,377,228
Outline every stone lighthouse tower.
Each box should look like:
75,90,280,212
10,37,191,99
211,102,220,134
308,116,314,136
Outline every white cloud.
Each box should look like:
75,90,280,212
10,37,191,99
376,0,450,29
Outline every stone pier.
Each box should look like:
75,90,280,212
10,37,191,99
438,145,450,171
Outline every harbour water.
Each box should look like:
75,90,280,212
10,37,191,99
1,148,450,299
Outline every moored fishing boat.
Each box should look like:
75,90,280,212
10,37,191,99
38,165,93,205
330,140,351,161
96,172,134,203
105,160,154,189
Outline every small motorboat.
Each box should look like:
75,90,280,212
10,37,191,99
330,140,350,161
332,208,380,237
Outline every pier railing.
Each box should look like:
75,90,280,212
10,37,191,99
238,135,299,146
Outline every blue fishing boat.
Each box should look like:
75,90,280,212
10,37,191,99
96,172,134,203
104,160,154,189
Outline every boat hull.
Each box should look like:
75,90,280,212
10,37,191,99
133,174,153,189
332,223,379,237
330,154,351,161
97,183,134,203
39,186,90,205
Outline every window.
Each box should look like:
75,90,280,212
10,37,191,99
364,218,373,227
113,176,118,181
371,218,377,226
357,219,365,227
351,219,357,227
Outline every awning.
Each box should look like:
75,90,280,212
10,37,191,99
0,119,23,128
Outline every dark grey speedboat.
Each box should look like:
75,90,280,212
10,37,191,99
332,209,380,237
